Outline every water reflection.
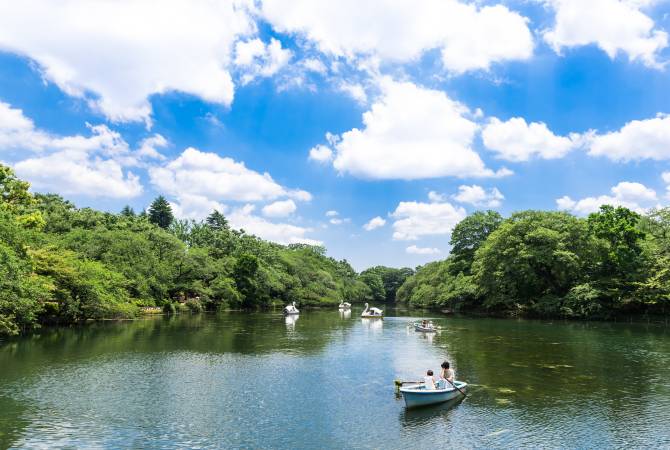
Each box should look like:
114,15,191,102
1,311,669,448
339,309,351,319
285,314,299,330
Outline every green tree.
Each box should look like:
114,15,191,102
148,195,174,229
450,210,503,274
120,205,136,217
233,253,260,308
206,210,229,231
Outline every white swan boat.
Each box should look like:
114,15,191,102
400,381,467,408
338,302,351,310
361,302,383,318
283,301,299,316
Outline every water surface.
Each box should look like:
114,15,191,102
1,310,669,448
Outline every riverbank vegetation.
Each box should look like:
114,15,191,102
3,164,670,335
0,165,413,335
397,208,670,319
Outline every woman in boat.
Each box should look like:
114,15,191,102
438,361,455,388
424,369,437,390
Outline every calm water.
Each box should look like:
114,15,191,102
1,310,670,449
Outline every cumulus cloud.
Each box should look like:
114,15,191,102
170,194,227,220
0,0,257,122
482,117,582,161
406,245,441,255
453,185,504,208
391,199,466,240
543,0,668,68
262,199,297,217
0,101,147,198
262,0,533,73
235,37,292,84
137,134,168,161
588,114,670,161
556,181,658,215
229,204,320,245
325,210,339,217
329,78,510,180
149,147,307,203
308,144,334,163
363,216,386,231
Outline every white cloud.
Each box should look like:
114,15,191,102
325,210,339,217
308,144,334,163
170,194,227,220
0,0,256,122
588,114,670,161
363,216,386,231
406,245,441,255
428,191,446,203
0,101,146,198
453,185,504,208
543,0,668,68
149,147,307,203
137,134,168,161
302,58,328,74
235,37,292,84
330,218,344,225
556,181,658,215
262,199,297,217
229,204,320,245
330,78,510,180
338,82,367,104
262,0,533,73
14,150,142,198
482,117,582,161
391,200,466,240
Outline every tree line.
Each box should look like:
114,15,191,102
0,165,412,336
397,207,670,319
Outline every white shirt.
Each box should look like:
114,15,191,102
424,376,436,390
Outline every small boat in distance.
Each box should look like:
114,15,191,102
283,301,299,316
400,381,467,408
338,302,351,310
361,302,383,318
413,320,438,332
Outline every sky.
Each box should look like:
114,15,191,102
1,0,670,270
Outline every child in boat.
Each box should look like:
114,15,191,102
424,370,437,390
438,361,455,389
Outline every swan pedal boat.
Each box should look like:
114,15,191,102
361,303,383,318
338,302,352,310
413,322,438,332
283,302,299,316
400,381,467,408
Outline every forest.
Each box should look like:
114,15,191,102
0,164,411,336
2,163,669,336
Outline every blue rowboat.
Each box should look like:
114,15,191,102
400,381,467,408
413,322,438,332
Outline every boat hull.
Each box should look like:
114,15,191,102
400,382,467,408
413,323,437,332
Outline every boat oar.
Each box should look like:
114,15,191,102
394,379,422,387
444,378,467,397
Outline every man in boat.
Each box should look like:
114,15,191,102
438,361,455,389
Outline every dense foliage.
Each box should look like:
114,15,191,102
398,207,670,319
0,165,390,336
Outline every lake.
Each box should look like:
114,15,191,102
1,309,669,449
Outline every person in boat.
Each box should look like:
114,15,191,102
424,369,437,390
438,361,455,388
421,319,428,328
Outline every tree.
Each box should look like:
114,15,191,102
148,195,174,229
233,253,260,308
359,270,385,303
206,210,229,231
450,210,503,274
120,205,135,217
473,211,593,315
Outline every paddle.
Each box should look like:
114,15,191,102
394,379,422,387
443,377,467,397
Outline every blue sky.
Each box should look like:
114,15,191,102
1,0,670,270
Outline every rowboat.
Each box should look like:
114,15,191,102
399,381,467,408
413,322,438,332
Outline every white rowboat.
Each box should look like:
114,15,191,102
400,381,467,408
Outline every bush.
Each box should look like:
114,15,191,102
163,302,176,315
185,299,204,313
